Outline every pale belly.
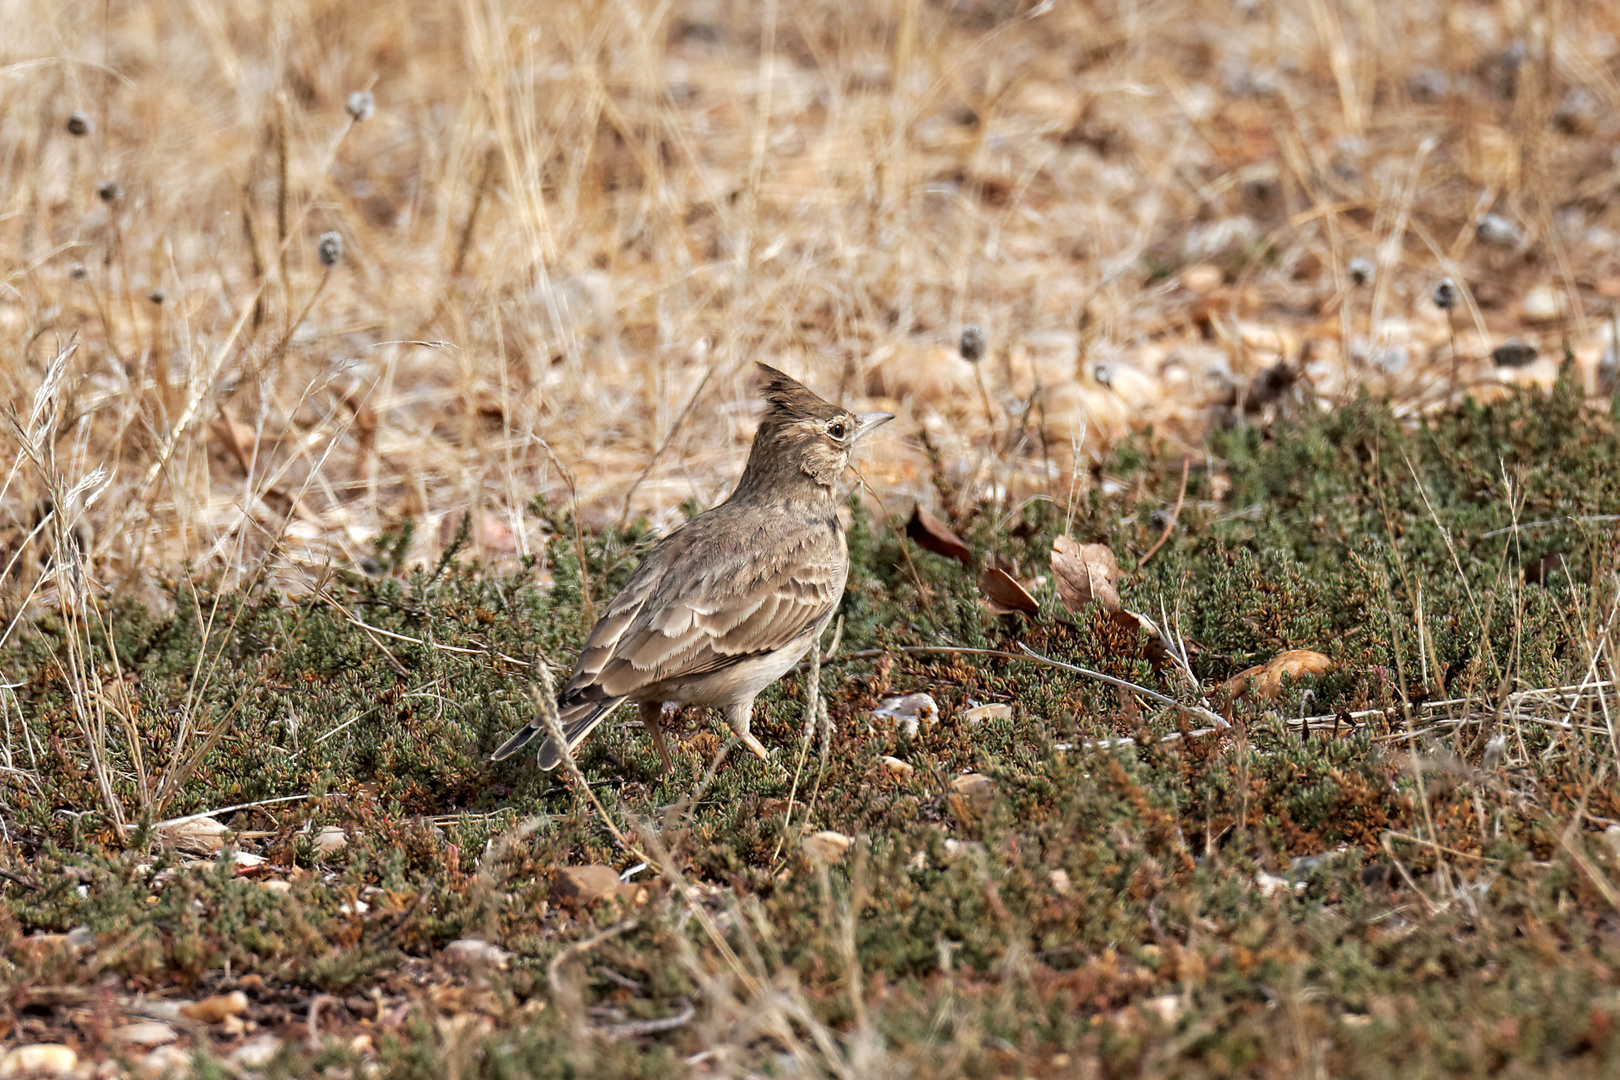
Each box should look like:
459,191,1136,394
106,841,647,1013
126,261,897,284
633,616,829,708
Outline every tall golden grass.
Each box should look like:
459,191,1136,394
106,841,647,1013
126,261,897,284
2,0,1618,603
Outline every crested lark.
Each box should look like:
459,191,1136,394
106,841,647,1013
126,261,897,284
491,364,893,772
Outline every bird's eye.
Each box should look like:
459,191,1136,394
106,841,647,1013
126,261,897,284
828,420,848,439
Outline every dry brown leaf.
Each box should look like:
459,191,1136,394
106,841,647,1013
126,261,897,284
1051,536,1121,612
209,409,256,474
978,567,1039,615
1222,649,1335,703
906,505,971,566
1104,609,1174,672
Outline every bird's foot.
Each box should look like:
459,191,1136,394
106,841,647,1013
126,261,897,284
738,731,772,762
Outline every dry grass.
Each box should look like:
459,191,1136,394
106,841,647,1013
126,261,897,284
4,0,1619,601
12,6,1620,1072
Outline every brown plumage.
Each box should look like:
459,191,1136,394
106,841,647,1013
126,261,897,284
491,363,893,771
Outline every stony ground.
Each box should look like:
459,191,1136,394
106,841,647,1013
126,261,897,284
7,0,1620,1075
6,379,1620,1077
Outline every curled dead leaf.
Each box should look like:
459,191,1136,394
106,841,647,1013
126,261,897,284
1103,608,1177,673
1222,649,1334,703
906,505,972,566
978,567,1039,615
1051,536,1121,613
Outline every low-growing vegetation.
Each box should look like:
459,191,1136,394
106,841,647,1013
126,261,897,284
6,378,1620,1077
7,0,1620,1073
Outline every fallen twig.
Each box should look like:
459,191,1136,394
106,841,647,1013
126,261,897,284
602,996,696,1038
1015,643,1231,729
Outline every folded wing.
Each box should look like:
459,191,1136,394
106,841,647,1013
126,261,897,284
564,518,846,703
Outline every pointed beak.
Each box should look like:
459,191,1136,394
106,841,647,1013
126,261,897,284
854,410,895,440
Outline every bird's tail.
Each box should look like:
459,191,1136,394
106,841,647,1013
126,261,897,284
490,696,625,769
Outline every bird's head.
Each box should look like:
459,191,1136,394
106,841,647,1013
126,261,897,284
740,364,893,494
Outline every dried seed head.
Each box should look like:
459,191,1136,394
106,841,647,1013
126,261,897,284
959,324,986,362
1433,277,1459,311
66,112,92,137
1347,257,1375,287
346,90,375,123
96,180,122,203
317,231,343,268
148,289,166,305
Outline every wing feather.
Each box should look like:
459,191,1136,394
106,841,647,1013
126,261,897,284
562,515,846,701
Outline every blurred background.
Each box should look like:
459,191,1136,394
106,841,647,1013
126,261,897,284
2,0,1618,597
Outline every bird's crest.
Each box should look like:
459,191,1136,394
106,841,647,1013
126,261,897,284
756,363,841,421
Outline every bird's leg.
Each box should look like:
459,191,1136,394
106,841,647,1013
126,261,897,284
724,701,772,761
639,700,673,775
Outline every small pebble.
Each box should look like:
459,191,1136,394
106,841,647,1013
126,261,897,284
870,693,938,737
802,830,853,863
1181,264,1224,294
877,755,914,776
0,1045,78,1078
442,939,512,971
1475,214,1524,248
179,990,248,1024
139,1044,192,1079
112,1021,179,1047
1521,284,1560,322
228,1035,283,1069
958,703,1012,725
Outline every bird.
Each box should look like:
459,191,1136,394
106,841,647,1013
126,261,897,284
491,363,893,774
